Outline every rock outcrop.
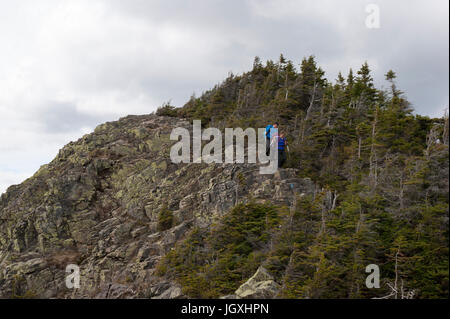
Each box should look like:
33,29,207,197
0,114,317,298
234,266,280,299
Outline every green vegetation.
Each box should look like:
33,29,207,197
156,203,280,298
156,101,178,117
157,204,174,231
157,54,449,298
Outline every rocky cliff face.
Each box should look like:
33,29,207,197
0,114,318,298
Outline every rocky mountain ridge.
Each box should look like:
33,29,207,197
0,114,319,298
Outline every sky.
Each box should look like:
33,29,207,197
0,0,448,194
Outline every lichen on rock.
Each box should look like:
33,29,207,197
0,114,316,298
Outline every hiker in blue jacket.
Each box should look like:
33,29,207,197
265,122,278,156
277,132,288,168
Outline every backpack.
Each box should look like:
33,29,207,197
278,137,287,150
265,125,273,138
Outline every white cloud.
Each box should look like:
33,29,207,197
0,171,34,195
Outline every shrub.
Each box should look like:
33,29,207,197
156,203,280,297
157,205,174,231
156,102,178,117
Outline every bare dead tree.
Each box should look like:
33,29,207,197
327,90,336,128
305,81,319,122
284,72,289,101
369,107,378,189
331,191,339,211
358,136,362,159
425,124,440,157
443,109,449,145
299,81,320,142
399,174,404,210
319,203,327,235
373,247,415,299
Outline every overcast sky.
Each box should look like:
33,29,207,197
0,0,448,194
